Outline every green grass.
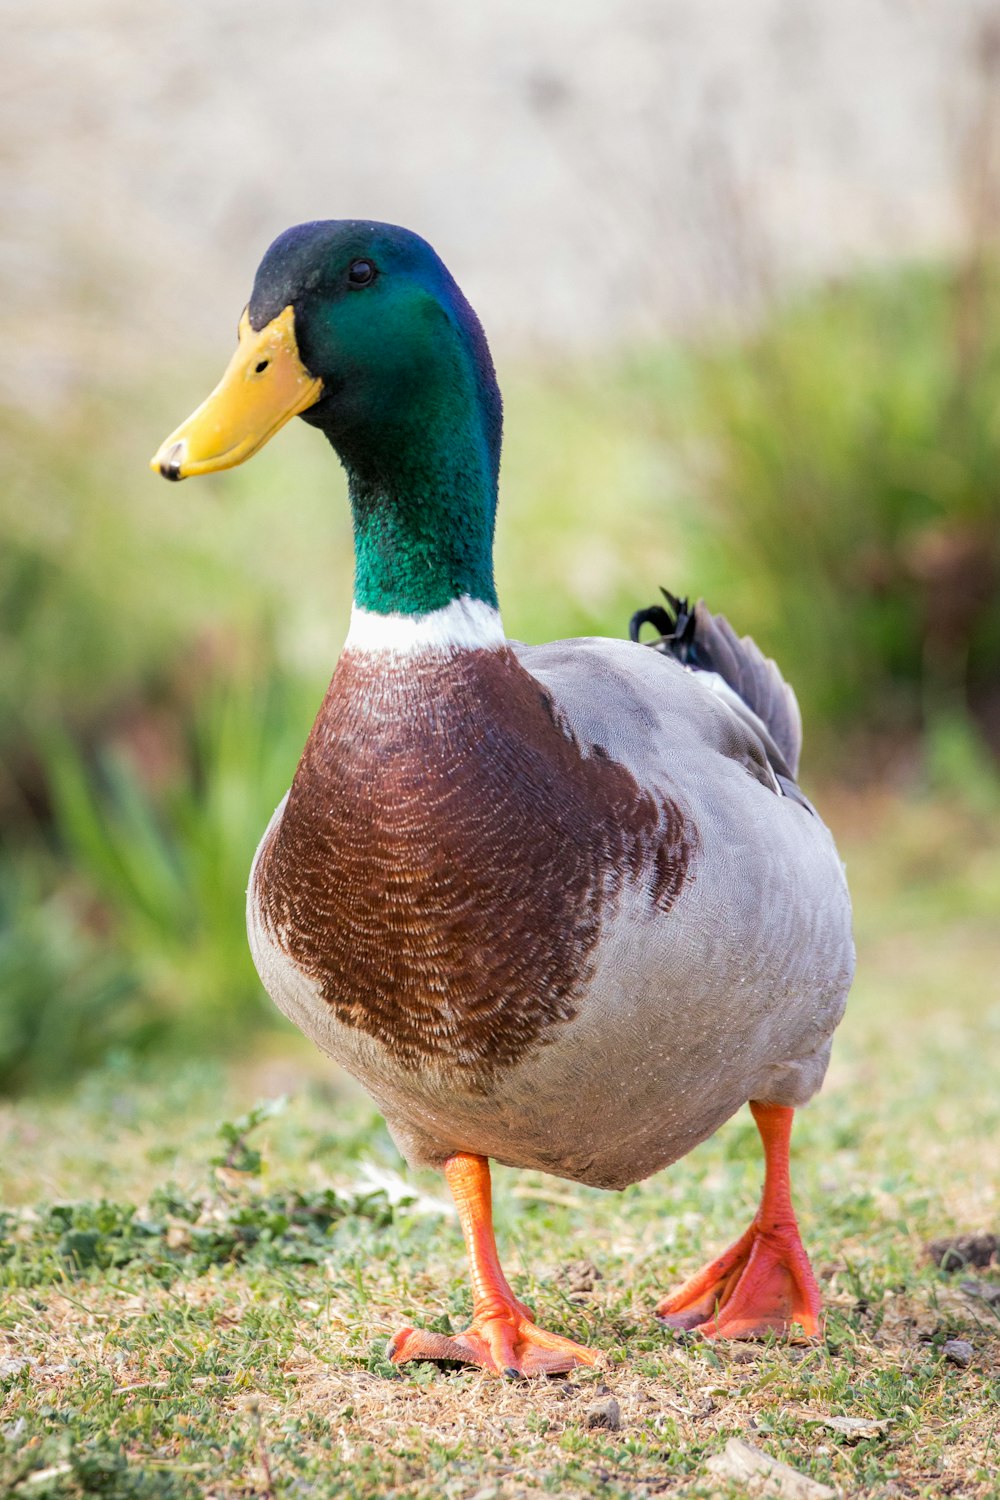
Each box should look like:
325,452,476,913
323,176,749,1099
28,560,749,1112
1,789,997,1499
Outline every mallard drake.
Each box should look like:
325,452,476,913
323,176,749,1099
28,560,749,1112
152,221,855,1377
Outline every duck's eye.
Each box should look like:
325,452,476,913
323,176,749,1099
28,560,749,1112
348,259,375,287
255,360,269,374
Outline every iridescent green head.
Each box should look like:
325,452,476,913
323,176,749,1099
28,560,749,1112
152,221,503,615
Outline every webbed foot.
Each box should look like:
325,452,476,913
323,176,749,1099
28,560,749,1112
389,1152,598,1378
656,1214,821,1338
389,1298,597,1376
656,1102,823,1340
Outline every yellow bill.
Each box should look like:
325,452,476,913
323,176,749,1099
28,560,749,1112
150,304,323,480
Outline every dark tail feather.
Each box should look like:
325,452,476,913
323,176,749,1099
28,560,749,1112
630,589,804,779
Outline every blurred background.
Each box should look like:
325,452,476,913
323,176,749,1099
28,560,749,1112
2,0,999,1095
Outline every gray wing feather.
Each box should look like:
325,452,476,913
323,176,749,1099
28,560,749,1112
631,593,804,779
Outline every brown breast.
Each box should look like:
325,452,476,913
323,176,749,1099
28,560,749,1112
255,646,695,1080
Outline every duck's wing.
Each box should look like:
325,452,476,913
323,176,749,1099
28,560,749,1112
504,624,852,1178
630,590,808,807
512,604,808,819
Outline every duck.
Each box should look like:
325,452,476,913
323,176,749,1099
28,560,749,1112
151,220,855,1378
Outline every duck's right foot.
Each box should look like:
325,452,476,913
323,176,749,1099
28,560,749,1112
388,1301,598,1376
389,1151,599,1378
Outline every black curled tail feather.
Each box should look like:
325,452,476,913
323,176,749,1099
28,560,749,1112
630,589,804,779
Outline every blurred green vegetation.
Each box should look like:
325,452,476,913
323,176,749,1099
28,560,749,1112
631,260,1000,744
2,258,999,1093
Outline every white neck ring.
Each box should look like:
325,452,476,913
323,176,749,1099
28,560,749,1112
344,595,506,657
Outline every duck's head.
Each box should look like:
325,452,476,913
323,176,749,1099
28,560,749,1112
152,221,505,619
151,220,501,487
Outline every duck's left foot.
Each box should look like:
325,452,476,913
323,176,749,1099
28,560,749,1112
656,1101,823,1340
388,1302,597,1376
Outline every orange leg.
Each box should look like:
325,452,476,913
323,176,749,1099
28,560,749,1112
387,1153,598,1376
656,1102,823,1340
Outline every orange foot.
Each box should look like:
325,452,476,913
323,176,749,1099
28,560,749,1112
387,1153,598,1377
389,1298,597,1376
656,1102,823,1340
656,1213,822,1338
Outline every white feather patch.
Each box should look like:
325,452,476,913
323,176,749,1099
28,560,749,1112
345,596,505,656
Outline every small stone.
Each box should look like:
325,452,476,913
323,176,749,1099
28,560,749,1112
706,1437,836,1499
585,1396,621,1431
0,1358,31,1381
942,1339,973,1368
960,1278,1000,1306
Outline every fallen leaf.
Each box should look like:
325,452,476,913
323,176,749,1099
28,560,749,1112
818,1415,890,1440
348,1163,453,1217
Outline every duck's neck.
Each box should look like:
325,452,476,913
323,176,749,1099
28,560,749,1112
335,392,504,654
348,453,498,613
